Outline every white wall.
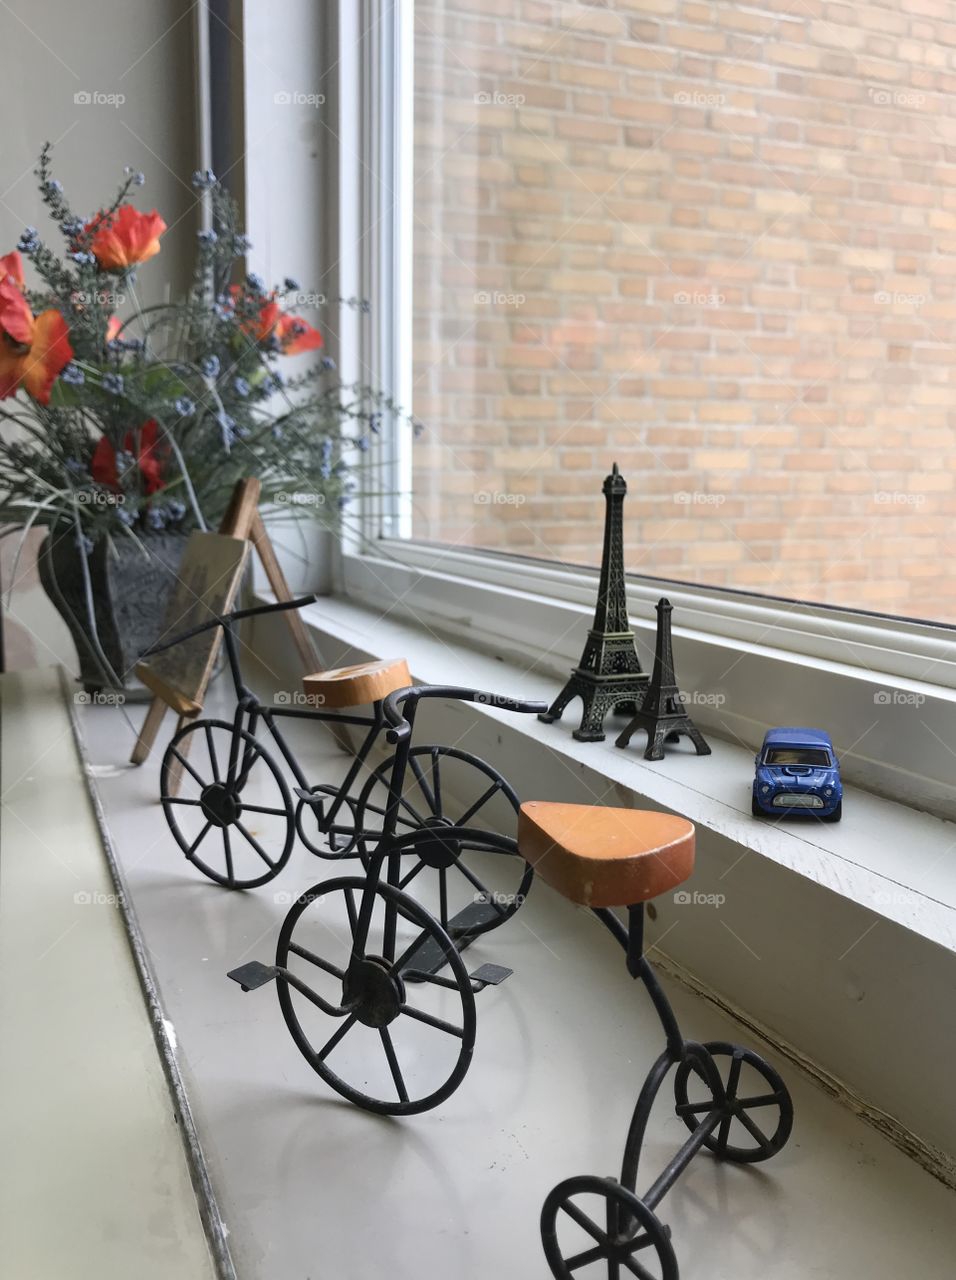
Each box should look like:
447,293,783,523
0,0,199,671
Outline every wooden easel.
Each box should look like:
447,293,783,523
130,477,349,769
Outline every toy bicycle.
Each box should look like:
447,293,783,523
232,685,794,1274
520,801,793,1279
145,596,542,944
228,683,547,1115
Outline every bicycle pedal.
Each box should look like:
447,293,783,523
227,960,278,992
470,962,513,990
294,787,325,818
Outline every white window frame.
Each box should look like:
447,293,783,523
329,0,956,817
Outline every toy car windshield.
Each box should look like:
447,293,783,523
764,747,831,767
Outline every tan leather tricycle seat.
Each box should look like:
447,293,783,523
302,657,411,710
518,801,695,909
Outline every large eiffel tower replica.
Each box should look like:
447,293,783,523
539,463,648,741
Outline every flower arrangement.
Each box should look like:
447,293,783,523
0,144,411,554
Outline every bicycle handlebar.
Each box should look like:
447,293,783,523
140,594,318,659
382,684,548,744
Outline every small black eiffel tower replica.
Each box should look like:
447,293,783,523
615,597,711,760
539,463,647,741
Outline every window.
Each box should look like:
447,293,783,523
396,0,956,628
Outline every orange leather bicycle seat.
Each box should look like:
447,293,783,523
518,802,695,908
302,657,411,709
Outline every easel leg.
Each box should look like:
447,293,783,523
165,714,193,796
249,511,353,757
130,696,167,765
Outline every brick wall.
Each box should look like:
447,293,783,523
411,0,956,622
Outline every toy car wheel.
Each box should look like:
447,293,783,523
822,800,842,823
751,796,763,817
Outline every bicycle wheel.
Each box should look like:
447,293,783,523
354,745,533,941
161,718,294,888
275,875,477,1115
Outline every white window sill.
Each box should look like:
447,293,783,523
340,549,956,825
252,589,956,1184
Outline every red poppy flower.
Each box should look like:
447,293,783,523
275,312,323,355
92,419,166,494
105,315,122,343
0,279,73,405
87,205,166,270
0,250,24,287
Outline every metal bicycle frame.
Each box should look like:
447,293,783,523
592,905,729,1227
216,618,383,842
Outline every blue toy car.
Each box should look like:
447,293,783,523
752,727,842,822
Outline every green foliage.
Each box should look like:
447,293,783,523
0,146,415,549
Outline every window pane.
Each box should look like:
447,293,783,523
409,0,956,623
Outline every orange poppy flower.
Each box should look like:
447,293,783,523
275,312,323,355
87,205,166,270
228,285,280,343
0,280,73,405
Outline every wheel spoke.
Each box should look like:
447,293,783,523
392,924,437,974
358,799,418,829
735,1106,774,1154
714,1113,732,1152
185,821,212,857
725,1052,744,1101
165,796,204,807
289,941,345,980
316,1012,359,1062
621,1253,656,1280
222,828,234,886
560,1201,606,1246
439,867,448,928
736,1090,787,1110
399,860,426,891
234,820,277,868
344,887,358,936
675,1099,714,1118
396,791,429,826
457,780,502,827
170,748,206,790
430,747,442,815
564,1244,608,1271
400,1002,464,1039
408,753,438,815
453,859,508,917
379,1027,409,1103
204,723,220,783
240,803,289,817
